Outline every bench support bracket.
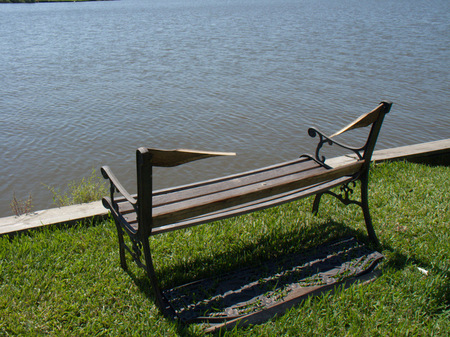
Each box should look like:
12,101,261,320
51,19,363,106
312,172,379,246
141,238,171,315
112,220,171,315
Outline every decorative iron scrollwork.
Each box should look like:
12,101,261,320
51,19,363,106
308,128,333,165
131,239,143,262
117,228,148,272
307,127,365,166
339,181,356,204
324,181,361,207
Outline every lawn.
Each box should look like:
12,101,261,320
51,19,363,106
0,161,449,336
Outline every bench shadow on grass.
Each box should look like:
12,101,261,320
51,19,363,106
123,219,385,333
128,220,357,288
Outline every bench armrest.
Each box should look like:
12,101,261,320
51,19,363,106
140,147,236,167
307,127,364,164
101,166,137,206
307,101,392,166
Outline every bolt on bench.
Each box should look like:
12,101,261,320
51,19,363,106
101,101,392,315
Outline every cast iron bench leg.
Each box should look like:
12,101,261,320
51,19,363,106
142,238,170,315
114,222,128,271
312,193,323,215
360,173,380,247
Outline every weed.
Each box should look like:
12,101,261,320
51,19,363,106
9,193,33,216
45,168,108,207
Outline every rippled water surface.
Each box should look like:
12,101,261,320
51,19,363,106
1,0,449,216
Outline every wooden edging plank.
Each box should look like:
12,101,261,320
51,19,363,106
0,201,108,236
0,139,448,236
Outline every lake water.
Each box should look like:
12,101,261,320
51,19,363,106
1,0,449,217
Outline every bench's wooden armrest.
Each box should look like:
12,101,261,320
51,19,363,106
101,166,137,205
139,147,236,167
330,102,388,138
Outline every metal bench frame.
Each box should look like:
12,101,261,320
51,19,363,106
101,101,392,315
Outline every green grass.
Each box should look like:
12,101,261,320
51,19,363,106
0,161,449,336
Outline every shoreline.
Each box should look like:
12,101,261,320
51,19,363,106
1,138,448,236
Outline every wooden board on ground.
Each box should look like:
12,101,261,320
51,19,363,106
162,237,384,332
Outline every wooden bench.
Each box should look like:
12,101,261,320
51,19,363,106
101,101,392,316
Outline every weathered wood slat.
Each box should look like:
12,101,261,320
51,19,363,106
152,162,362,227
330,103,383,137
143,147,236,167
113,175,354,235
152,157,312,196
110,159,358,232
153,157,317,206
113,157,316,214
151,176,354,235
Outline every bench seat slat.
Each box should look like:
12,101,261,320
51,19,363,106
112,175,354,236
153,157,318,206
152,161,362,227
114,158,318,215
111,160,362,229
151,175,354,235
152,157,311,196
112,157,315,214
